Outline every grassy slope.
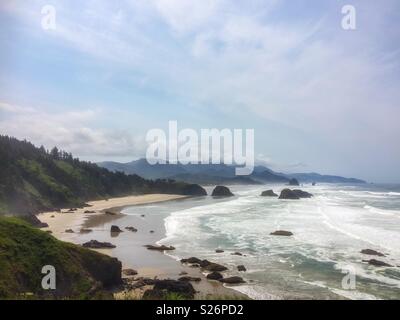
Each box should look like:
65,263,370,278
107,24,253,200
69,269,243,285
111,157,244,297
0,217,121,299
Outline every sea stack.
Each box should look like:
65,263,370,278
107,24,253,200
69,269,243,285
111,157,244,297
212,186,234,197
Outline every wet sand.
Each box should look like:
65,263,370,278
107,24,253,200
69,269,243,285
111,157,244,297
39,194,247,299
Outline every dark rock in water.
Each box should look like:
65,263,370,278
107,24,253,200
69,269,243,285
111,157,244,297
150,230,155,233
50,215,55,218
79,228,92,233
65,229,74,233
190,264,200,268
181,257,203,264
82,240,116,249
111,225,123,233
179,271,188,276
231,252,243,256
363,259,393,267
199,259,211,267
211,186,234,197
178,276,201,282
207,272,223,280
84,210,96,214
105,211,118,215
141,214,145,217
219,276,245,284
125,226,138,232
215,249,224,253
122,269,138,276
288,178,300,186
312,182,316,186
270,230,293,236
145,244,175,251
182,184,207,196
146,279,196,299
261,190,278,197
360,249,385,257
279,189,300,200
292,189,313,198
202,262,228,272
237,265,247,272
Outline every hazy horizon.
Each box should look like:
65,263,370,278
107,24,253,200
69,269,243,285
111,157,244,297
1,1,399,183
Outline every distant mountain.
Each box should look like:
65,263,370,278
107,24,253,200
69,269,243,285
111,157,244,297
0,136,206,216
98,158,366,185
98,159,288,185
286,173,366,184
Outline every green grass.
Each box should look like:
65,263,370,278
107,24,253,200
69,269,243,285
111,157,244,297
0,217,120,300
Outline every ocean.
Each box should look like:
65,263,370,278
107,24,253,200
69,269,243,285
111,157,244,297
125,183,400,300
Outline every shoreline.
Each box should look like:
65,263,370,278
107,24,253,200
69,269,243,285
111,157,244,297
39,194,247,300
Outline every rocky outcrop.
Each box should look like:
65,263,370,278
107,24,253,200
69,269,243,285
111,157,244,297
261,190,278,197
219,276,245,284
215,249,224,253
292,190,313,198
65,229,74,233
111,225,123,233
360,249,385,257
181,257,203,264
182,184,208,196
125,226,138,232
145,244,175,251
82,240,116,249
231,252,243,256
21,215,48,228
270,230,293,236
84,210,96,214
211,186,234,197
143,279,196,299
363,259,393,267
288,178,300,186
279,189,300,200
105,211,118,215
206,272,223,280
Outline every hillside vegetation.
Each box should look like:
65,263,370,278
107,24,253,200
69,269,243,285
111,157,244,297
0,135,206,215
0,217,121,299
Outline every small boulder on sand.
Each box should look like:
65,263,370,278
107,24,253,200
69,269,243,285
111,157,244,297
79,228,92,233
178,276,201,282
111,225,123,233
65,229,74,233
237,265,247,272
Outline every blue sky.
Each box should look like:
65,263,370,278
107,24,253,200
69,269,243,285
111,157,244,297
0,0,399,182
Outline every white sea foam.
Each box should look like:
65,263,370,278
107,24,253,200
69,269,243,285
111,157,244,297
159,184,400,299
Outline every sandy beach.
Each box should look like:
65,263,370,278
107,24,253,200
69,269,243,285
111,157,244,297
39,194,246,300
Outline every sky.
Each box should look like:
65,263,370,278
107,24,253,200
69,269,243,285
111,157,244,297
0,0,399,183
